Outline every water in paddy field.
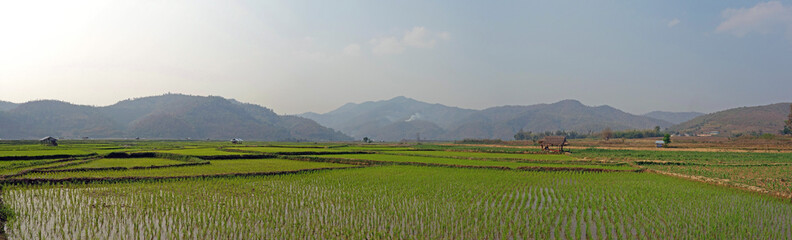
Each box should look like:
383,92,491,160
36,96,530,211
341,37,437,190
2,174,792,239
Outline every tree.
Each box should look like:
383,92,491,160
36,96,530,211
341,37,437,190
654,126,661,133
362,137,372,143
786,104,792,135
514,129,530,140
602,127,613,141
663,134,671,146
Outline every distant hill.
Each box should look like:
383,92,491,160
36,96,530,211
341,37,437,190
299,96,476,140
300,97,672,141
444,100,672,140
0,100,18,111
0,94,351,141
643,111,705,124
671,103,791,136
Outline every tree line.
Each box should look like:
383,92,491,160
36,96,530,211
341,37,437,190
514,126,667,141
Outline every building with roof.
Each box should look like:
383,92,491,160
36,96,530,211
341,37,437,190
538,136,568,152
40,136,58,146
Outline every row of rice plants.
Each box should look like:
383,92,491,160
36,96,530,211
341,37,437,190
2,166,790,239
384,150,578,161
412,144,542,153
576,148,792,165
316,154,634,170
225,146,349,153
0,160,87,178
13,159,352,179
59,158,185,170
155,148,255,156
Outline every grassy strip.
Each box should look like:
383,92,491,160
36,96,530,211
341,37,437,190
31,162,211,173
225,146,371,155
0,153,97,161
17,159,352,179
635,160,792,167
576,148,792,164
283,155,511,170
155,148,255,156
0,158,96,179
279,155,374,166
380,151,591,163
411,144,543,153
317,154,634,170
0,166,364,185
516,165,642,172
60,158,184,169
104,152,212,162
0,160,68,171
275,151,371,156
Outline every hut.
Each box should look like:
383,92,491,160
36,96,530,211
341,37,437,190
655,140,664,148
40,136,58,146
538,136,568,152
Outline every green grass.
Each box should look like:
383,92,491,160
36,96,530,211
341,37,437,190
330,145,415,151
0,160,55,169
0,160,82,176
18,159,352,179
156,148,253,156
228,147,344,153
388,150,576,161
0,149,94,157
60,158,185,169
317,154,632,170
576,148,792,164
3,166,790,239
412,144,542,153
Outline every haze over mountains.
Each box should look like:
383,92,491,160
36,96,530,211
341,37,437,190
300,97,678,141
0,94,351,141
2,94,788,141
642,111,705,125
0,101,17,112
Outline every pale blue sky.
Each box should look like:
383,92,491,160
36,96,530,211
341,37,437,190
1,0,791,114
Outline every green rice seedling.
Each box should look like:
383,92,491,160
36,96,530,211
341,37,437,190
59,158,184,169
314,154,633,170
156,148,254,156
6,166,788,239
16,159,352,179
385,150,577,161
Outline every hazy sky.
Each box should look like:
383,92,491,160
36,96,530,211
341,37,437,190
1,1,791,115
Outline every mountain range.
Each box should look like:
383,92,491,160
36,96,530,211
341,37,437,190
0,94,351,141
3,94,788,141
670,102,791,135
300,97,677,141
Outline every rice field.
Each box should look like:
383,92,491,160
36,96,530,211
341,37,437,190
648,164,792,194
156,148,255,156
0,149,93,157
3,166,791,239
0,140,790,238
59,158,185,169
315,154,633,170
16,159,352,179
386,150,577,161
226,147,345,153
